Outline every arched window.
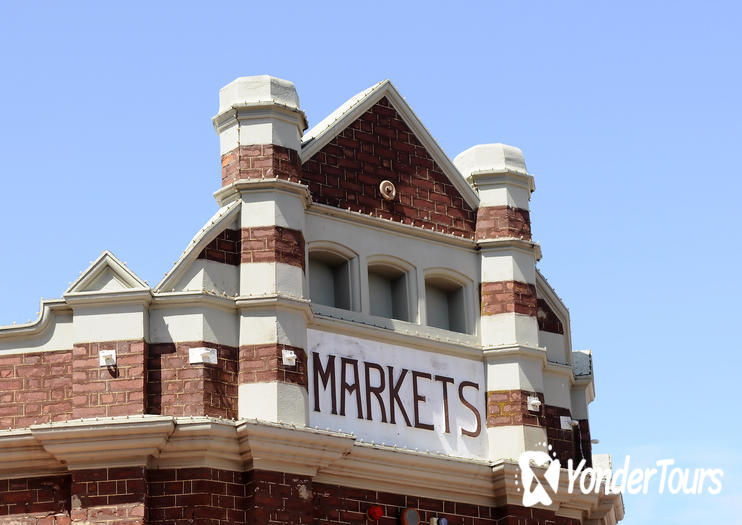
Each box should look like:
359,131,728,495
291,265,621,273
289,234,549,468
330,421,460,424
424,270,471,334
367,256,414,322
308,243,358,311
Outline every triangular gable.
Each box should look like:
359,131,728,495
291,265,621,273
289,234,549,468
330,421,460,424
301,81,479,238
155,199,241,292
65,251,149,295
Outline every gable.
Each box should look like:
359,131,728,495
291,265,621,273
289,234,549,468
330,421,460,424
65,251,149,295
302,97,476,239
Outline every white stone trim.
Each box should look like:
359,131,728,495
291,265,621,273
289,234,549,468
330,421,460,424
238,382,308,425
481,313,539,347
30,416,175,469
308,314,481,360
65,251,149,295
0,429,66,479
307,204,477,248
0,417,624,523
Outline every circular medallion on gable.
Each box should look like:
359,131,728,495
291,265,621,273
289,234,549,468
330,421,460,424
379,180,397,201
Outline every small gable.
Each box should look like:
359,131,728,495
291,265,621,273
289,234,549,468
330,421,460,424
302,97,476,238
65,251,149,295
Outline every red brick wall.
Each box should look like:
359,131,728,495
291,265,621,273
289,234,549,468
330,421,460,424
221,145,301,187
148,468,245,525
147,342,238,419
72,341,146,419
486,390,587,467
70,467,146,524
238,344,307,387
245,470,312,524
197,229,241,266
0,475,70,521
0,351,72,428
241,227,305,270
476,206,531,241
302,97,476,239
312,481,579,525
1,469,588,525
481,282,538,317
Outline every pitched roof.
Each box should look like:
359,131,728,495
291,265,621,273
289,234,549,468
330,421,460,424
65,251,149,295
301,80,480,210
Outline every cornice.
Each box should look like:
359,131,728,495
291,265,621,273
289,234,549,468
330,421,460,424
30,416,175,469
0,429,65,479
63,289,153,307
153,417,241,471
468,169,536,193
477,238,543,260
214,178,312,208
309,313,483,361
151,291,237,312
307,204,477,249
236,419,354,476
315,442,496,507
0,417,624,524
0,299,69,340
212,102,308,134
235,294,313,321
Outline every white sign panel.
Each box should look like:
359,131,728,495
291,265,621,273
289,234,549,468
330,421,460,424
307,329,488,460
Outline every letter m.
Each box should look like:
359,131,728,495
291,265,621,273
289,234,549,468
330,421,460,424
313,352,337,414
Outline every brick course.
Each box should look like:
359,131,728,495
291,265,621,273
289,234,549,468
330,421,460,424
71,341,147,419
70,467,146,525
476,206,531,241
312,481,580,525
221,145,301,187
481,282,538,317
0,469,587,525
486,390,588,467
197,229,241,266
302,97,476,239
148,468,245,525
238,344,307,387
241,226,305,270
147,342,238,419
0,350,72,429
0,475,70,519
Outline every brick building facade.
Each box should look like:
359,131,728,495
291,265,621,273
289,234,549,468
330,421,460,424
0,76,623,524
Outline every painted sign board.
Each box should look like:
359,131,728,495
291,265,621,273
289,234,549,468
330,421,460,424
307,329,488,460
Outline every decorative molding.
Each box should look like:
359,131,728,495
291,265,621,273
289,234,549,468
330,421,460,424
236,419,354,476
213,178,312,208
153,417,241,471
0,417,624,524
30,415,175,469
307,203,477,251
0,429,65,479
315,442,496,507
0,299,69,341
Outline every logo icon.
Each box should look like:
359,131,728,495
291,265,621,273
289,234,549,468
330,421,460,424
517,445,561,507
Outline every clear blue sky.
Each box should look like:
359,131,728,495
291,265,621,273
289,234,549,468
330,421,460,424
1,2,740,522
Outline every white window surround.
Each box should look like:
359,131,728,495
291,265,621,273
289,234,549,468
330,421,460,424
423,267,476,335
307,240,479,340
366,254,417,323
307,241,360,312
